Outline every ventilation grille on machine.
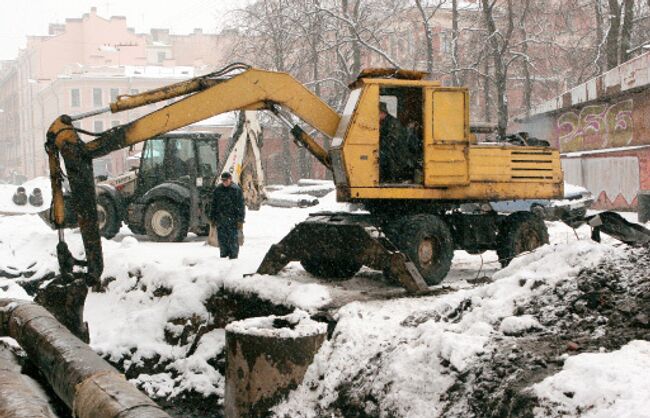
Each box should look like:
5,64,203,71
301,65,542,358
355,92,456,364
509,150,556,180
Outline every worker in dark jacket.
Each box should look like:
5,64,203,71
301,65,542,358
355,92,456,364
379,101,413,182
210,172,245,259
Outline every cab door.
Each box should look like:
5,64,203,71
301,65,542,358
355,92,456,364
424,88,470,187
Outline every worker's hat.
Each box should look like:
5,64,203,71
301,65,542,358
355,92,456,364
220,172,232,180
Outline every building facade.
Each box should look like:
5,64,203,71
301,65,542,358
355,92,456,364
0,7,232,180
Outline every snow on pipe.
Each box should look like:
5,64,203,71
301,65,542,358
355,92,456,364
0,345,60,418
0,299,171,418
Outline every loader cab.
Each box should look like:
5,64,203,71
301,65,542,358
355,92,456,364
137,133,219,198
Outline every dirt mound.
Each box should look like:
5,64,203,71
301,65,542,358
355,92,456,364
443,247,650,418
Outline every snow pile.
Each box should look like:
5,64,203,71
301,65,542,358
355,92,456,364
226,310,327,339
273,240,619,417
0,214,59,284
264,180,335,208
498,314,543,336
533,340,650,418
132,329,226,399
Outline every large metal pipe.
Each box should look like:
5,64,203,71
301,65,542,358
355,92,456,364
0,299,171,418
0,345,60,418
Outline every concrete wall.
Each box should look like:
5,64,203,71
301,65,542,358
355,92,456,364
562,147,650,210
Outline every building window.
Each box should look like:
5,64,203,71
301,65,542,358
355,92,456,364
70,88,80,107
110,88,119,102
111,120,120,128
94,120,104,132
157,52,166,63
93,88,103,107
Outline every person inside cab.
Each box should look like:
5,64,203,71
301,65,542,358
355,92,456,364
379,101,420,183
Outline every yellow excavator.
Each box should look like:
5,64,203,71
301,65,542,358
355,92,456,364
46,63,563,294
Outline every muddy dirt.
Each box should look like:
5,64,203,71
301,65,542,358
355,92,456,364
442,246,650,418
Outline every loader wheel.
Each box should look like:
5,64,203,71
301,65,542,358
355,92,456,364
144,200,188,242
397,215,454,286
96,195,120,239
301,257,362,280
497,211,549,267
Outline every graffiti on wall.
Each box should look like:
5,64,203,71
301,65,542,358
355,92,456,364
556,99,633,152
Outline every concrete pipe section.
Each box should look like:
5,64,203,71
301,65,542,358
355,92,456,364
224,310,327,417
0,299,171,418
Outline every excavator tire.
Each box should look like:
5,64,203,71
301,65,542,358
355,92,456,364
144,200,189,242
394,214,454,286
497,211,549,267
301,257,362,279
96,194,120,240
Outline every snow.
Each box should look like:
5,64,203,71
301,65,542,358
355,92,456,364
533,340,650,418
563,144,650,158
133,329,226,399
499,314,544,336
562,182,588,197
226,310,327,339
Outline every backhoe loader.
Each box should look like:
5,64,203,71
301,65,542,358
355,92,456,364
42,111,264,242
46,63,564,296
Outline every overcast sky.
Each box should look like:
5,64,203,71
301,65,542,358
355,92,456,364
0,0,252,60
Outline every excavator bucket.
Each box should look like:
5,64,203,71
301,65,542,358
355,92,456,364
257,212,429,293
586,211,650,246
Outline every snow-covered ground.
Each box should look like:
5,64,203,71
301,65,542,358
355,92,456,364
0,187,648,417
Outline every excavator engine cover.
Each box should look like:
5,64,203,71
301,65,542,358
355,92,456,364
257,213,429,293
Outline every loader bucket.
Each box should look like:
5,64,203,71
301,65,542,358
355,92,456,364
257,212,429,293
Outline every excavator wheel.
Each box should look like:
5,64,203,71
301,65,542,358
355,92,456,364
394,214,454,286
144,200,189,242
301,257,362,279
96,194,120,240
497,211,549,267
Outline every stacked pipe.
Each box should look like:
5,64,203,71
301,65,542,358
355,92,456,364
0,344,60,418
0,299,171,418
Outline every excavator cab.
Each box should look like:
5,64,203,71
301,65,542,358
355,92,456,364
378,86,424,184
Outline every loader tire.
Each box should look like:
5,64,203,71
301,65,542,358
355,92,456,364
497,211,549,267
301,257,362,280
144,200,188,242
396,214,454,286
97,194,120,240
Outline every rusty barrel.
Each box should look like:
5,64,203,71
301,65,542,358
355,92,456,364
224,310,326,418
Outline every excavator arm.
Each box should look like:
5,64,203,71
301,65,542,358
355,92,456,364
45,64,341,283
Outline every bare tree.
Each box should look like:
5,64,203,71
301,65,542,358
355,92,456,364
414,0,447,75
232,0,303,183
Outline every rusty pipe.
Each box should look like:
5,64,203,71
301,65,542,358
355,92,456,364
0,300,171,418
